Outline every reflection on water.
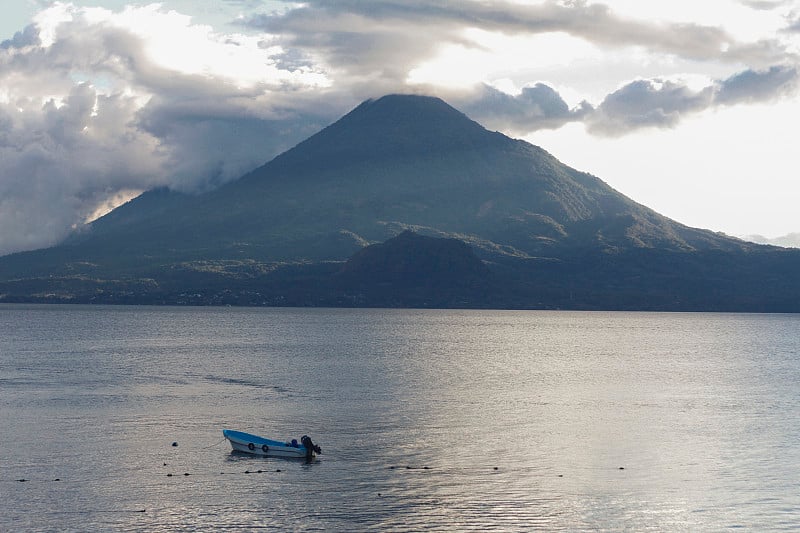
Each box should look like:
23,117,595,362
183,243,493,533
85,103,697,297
1,305,799,530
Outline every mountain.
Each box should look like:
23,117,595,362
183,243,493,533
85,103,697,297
67,94,756,263
0,94,798,311
333,230,495,307
744,233,800,248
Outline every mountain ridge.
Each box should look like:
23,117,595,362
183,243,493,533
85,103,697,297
0,93,795,311
78,94,754,260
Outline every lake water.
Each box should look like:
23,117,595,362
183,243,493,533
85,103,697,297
1,305,799,531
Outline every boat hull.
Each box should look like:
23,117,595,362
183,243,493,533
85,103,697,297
222,429,314,458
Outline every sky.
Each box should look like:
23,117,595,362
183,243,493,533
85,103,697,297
1,0,799,256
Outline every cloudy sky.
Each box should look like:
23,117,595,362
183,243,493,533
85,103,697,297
1,0,799,256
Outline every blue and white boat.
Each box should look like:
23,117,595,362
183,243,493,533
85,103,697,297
222,429,321,459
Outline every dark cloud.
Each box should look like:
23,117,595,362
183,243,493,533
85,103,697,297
242,7,463,89
716,65,798,104
588,66,798,135
453,71,792,138
588,79,714,135
455,83,592,134
241,0,794,79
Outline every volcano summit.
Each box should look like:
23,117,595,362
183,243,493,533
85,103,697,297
1,95,797,311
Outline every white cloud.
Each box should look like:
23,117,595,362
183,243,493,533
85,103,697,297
0,83,165,254
1,0,800,255
407,29,603,90
32,2,75,48
0,2,334,256
605,0,789,41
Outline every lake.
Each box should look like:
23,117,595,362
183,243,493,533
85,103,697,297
1,305,799,531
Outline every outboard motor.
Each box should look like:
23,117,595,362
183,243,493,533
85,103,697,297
301,435,322,459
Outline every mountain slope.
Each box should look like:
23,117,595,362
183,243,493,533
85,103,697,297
69,94,753,266
207,94,754,258
1,93,794,311
332,230,495,307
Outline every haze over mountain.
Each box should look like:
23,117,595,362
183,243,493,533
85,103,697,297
744,233,800,249
0,94,797,311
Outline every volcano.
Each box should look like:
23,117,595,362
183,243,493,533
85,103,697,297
1,94,797,311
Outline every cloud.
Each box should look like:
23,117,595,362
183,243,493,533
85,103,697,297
739,0,791,10
588,79,715,135
237,0,800,137
455,83,593,134
785,16,800,33
716,65,798,103
588,66,798,135
240,5,464,94
2,1,800,256
0,3,336,256
0,82,165,254
1,24,41,49
135,93,331,192
446,65,797,138
241,0,796,77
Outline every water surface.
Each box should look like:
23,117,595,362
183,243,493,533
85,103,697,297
1,305,799,530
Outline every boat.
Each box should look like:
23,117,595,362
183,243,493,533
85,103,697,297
222,429,321,459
